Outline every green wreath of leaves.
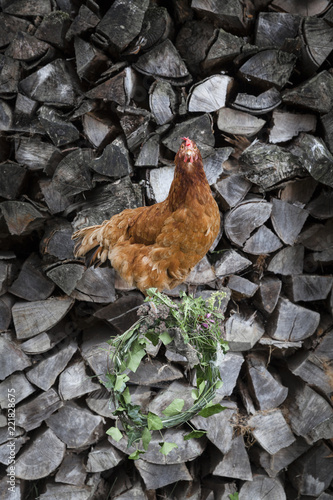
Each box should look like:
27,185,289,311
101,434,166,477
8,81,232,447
104,288,229,458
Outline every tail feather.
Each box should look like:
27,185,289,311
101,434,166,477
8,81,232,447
72,224,107,267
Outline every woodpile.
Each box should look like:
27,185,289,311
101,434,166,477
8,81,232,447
1,0,333,499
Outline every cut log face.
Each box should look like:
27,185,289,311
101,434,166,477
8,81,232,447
255,12,301,48
225,199,272,247
14,428,65,480
269,109,316,143
282,70,333,113
0,336,31,381
271,198,309,245
15,388,63,432
214,174,252,209
187,74,234,112
239,475,287,500
285,275,333,302
267,297,320,341
86,440,125,473
212,434,253,481
248,409,295,454
134,459,191,490
232,87,282,115
267,245,304,275
225,312,265,351
215,249,252,277
238,50,297,89
217,107,266,137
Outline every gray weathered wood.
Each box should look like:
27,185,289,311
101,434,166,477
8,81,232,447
212,434,253,481
239,475,286,500
202,27,244,70
135,459,192,490
58,360,101,400
248,410,295,454
46,401,104,449
71,267,116,303
225,312,265,351
91,136,133,178
15,428,65,480
225,199,272,247
215,250,252,278
16,388,63,432
0,163,27,200
247,353,288,410
86,440,125,473
214,174,251,209
271,198,308,245
255,12,301,48
218,108,265,137
269,109,316,143
228,275,258,299
0,293,15,330
267,297,320,341
149,80,177,125
232,87,281,115
267,245,304,275
52,149,93,197
253,276,282,314
186,256,216,285
0,372,35,409
26,338,78,391
239,49,296,89
55,453,87,486
46,263,85,296
9,253,55,301
288,441,333,497
0,335,31,381
216,352,244,398
12,296,74,339
187,74,234,113
1,200,48,236
243,225,283,255
286,274,333,302
285,377,333,444
282,70,333,113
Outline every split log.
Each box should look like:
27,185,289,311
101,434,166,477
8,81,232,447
255,12,301,48
246,353,288,410
19,59,79,107
284,377,333,444
288,441,333,497
240,141,307,191
15,136,63,173
86,67,136,106
269,109,316,143
191,405,237,455
40,220,75,260
1,200,48,236
253,276,282,314
287,347,333,395
248,409,295,455
217,108,265,137
86,388,117,419
135,134,159,168
191,0,246,34
266,297,320,341
0,335,31,381
285,275,333,302
82,112,115,148
239,475,286,500
129,358,183,387
301,17,333,72
297,219,333,251
96,0,149,53
280,177,317,205
227,275,258,299
81,323,117,385
148,165,175,203
15,388,63,432
321,109,333,153
212,434,252,481
51,149,93,197
243,225,282,254
0,372,35,409
267,244,304,275
149,80,177,125
9,253,55,301
46,263,85,296
271,198,308,245
134,459,191,490
0,162,27,200
250,436,311,478
134,39,190,84
225,199,272,247
238,50,296,89
70,267,116,303
215,250,252,277
46,401,104,449
91,136,133,178
270,0,331,16
282,70,333,113
58,359,101,400
307,189,333,219
12,296,74,339
187,74,234,113
232,87,282,115
86,440,125,473
202,27,244,70
38,106,80,147
225,312,265,351
65,5,100,41
214,174,251,209
14,428,65,480
186,256,215,285
19,320,71,355
216,352,244,398
55,453,87,486
0,293,15,330
26,338,77,391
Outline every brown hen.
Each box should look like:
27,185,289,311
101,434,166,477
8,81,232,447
72,137,220,293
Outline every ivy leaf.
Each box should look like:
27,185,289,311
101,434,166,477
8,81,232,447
147,412,164,430
145,331,159,346
159,441,178,455
162,398,185,417
229,494,239,500
128,450,145,460
126,347,145,372
184,430,207,440
159,331,173,345
142,427,152,451
122,386,131,404
191,389,199,401
198,403,226,418
106,426,123,442
114,374,130,392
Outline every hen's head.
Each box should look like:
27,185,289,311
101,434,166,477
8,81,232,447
177,137,201,164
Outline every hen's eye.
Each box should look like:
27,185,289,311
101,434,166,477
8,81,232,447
181,144,185,149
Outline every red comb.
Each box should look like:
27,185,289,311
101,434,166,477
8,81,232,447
181,137,192,147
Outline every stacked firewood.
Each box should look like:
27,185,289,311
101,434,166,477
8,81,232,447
0,0,333,498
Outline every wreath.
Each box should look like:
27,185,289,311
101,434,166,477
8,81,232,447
104,288,229,459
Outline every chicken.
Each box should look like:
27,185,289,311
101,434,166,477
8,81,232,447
72,137,220,293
